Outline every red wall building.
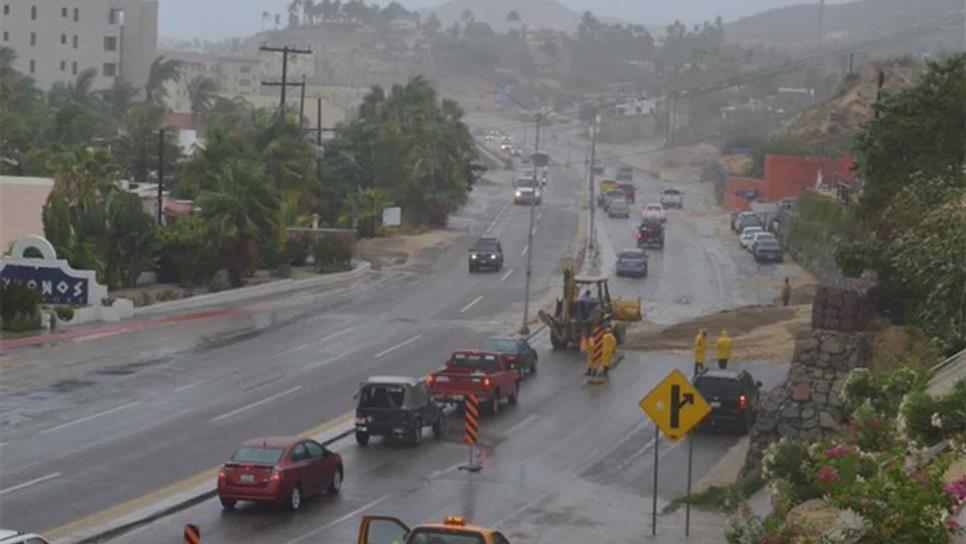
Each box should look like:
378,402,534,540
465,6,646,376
723,154,856,211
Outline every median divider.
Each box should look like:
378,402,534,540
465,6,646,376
52,416,356,544
133,261,371,317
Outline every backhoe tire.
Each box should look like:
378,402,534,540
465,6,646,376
550,331,568,350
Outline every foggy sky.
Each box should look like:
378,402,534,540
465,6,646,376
157,0,845,41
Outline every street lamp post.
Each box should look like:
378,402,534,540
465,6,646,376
520,112,542,336
587,113,598,251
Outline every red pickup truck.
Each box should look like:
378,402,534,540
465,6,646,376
427,351,521,414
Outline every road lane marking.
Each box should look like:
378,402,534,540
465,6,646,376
537,212,542,221
40,401,143,434
268,342,311,360
319,327,354,342
0,472,60,496
521,244,529,257
210,386,303,422
173,380,206,392
286,495,391,544
500,268,514,282
373,334,424,358
460,296,484,313
504,414,538,436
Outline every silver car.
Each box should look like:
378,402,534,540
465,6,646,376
607,197,630,218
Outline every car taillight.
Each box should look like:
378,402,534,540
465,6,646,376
483,377,492,388
218,469,226,480
636,233,642,240
270,468,281,482
739,395,748,409
426,374,435,385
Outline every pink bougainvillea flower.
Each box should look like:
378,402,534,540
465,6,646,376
825,444,851,459
817,465,840,484
944,518,961,531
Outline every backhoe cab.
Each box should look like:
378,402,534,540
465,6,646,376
358,515,510,544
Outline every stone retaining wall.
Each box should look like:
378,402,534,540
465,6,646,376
811,285,875,332
744,329,871,473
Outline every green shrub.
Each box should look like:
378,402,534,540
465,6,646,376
157,216,214,286
312,237,353,273
761,438,820,507
138,291,153,307
54,306,75,321
285,236,312,266
664,472,764,514
272,262,292,278
4,313,41,332
900,380,966,446
208,277,230,293
0,282,42,328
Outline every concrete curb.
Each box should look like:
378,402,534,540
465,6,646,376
58,422,356,544
132,261,371,317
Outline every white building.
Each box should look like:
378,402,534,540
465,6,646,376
1,0,158,91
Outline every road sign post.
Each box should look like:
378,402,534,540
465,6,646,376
686,434,694,537
639,369,711,537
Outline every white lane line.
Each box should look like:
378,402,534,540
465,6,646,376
174,380,206,392
460,295,484,313
0,472,61,496
531,226,537,236
319,327,354,342
521,244,529,257
537,212,542,221
40,401,143,434
500,268,514,282
286,494,391,544
504,414,538,436
373,334,424,359
211,386,303,422
269,342,311,360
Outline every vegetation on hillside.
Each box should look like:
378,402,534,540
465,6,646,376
836,54,966,353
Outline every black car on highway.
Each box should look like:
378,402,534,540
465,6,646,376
481,336,538,376
354,376,446,446
469,237,504,273
694,369,762,434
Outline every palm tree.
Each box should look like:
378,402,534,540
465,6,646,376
302,0,315,25
68,68,98,105
261,10,271,30
187,76,218,119
101,78,138,119
0,46,20,106
198,159,280,285
50,146,120,209
506,10,521,26
275,13,282,28
145,56,182,104
460,9,474,24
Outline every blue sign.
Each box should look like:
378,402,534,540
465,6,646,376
1,265,90,305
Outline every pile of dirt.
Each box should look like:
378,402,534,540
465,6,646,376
783,62,920,146
721,154,753,176
867,324,939,375
355,230,466,267
624,303,812,363
616,143,720,184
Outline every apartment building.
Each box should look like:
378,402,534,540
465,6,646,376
0,0,157,91
160,49,261,114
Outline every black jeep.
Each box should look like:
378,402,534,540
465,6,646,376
354,376,446,446
469,237,504,272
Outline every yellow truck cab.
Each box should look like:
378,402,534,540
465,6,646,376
358,515,511,544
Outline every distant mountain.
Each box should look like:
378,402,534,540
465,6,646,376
724,0,964,50
421,0,583,33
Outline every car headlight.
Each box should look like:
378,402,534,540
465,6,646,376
515,191,522,197
471,254,478,259
490,255,497,259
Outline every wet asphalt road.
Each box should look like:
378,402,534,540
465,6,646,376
0,115,790,541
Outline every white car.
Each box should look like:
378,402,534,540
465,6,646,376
739,226,765,250
749,232,777,253
643,203,667,223
0,530,50,544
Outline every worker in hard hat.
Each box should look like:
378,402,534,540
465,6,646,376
601,327,617,376
715,329,733,370
693,329,707,376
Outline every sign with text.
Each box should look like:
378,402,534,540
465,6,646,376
0,236,106,307
382,206,402,228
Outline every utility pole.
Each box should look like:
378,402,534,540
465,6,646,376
520,112,542,336
157,128,165,226
304,96,335,179
665,92,676,147
259,44,311,116
588,112,598,251
298,75,307,125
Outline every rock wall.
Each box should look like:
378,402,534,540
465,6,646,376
811,285,876,332
744,328,870,473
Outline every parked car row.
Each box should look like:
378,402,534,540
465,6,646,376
732,211,783,263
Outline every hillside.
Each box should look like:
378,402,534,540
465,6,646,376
725,0,963,51
782,61,921,147
421,0,582,33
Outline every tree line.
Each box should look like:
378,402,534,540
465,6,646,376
1,47,480,291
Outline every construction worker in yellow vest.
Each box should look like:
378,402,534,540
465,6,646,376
693,329,707,376
601,327,617,376
715,329,733,370
585,332,597,376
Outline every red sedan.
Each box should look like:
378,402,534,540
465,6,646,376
217,436,343,511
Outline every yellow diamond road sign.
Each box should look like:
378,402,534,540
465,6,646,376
639,369,711,442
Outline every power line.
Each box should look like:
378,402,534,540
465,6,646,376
260,44,312,115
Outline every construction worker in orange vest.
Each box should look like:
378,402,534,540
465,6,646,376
693,329,707,376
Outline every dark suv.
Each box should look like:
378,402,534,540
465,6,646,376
354,376,446,446
469,237,504,273
693,369,762,434
481,336,539,376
